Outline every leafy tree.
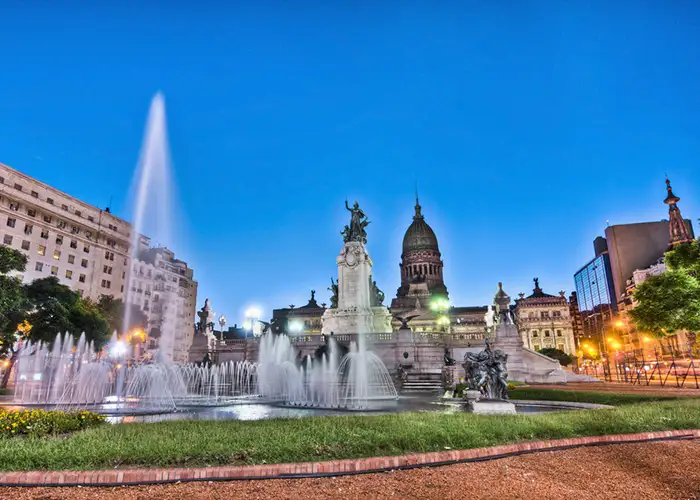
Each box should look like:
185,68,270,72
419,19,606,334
0,247,29,388
0,246,111,387
96,295,148,335
630,240,700,349
537,347,574,366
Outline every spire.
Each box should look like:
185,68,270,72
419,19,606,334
414,185,423,219
664,177,692,247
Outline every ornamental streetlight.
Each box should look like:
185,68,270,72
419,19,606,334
219,315,227,337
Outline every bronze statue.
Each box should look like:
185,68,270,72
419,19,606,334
444,347,456,366
328,277,339,309
369,279,385,306
392,313,420,330
462,339,510,400
344,200,370,243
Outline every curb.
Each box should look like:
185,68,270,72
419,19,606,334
0,429,698,487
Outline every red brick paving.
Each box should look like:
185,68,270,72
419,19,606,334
0,430,697,487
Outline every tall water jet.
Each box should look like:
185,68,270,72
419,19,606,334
124,92,177,360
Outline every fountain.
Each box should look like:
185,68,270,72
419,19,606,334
256,333,397,410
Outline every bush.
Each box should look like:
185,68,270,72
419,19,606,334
537,348,574,367
0,409,104,438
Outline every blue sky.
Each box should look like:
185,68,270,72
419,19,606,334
1,2,699,325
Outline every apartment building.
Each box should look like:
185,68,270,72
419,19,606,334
128,237,198,363
0,162,130,300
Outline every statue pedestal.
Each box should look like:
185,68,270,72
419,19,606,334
493,322,567,384
322,241,391,335
469,399,517,415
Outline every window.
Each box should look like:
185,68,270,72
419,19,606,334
556,330,562,337
553,311,562,318
31,190,38,198
3,235,12,245
107,238,116,248
70,240,77,249
105,250,115,261
43,215,52,223
81,259,88,268
103,265,113,275
46,198,54,205
532,330,539,337
55,235,63,245
533,344,541,351
101,279,111,289
9,202,20,211
40,230,48,239
557,343,565,352
71,225,80,234
24,224,33,235
21,240,30,250
61,204,68,211
27,208,36,217
6,218,16,228
68,255,75,264
53,250,61,260
14,183,22,191
65,270,73,279
0,176,3,184
83,245,89,253
78,274,86,283
87,216,94,222
35,262,43,271
75,210,81,217
38,245,46,256
541,311,550,319
86,231,92,240
50,266,58,276
58,220,66,229
544,330,551,337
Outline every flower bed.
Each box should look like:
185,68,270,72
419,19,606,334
0,409,104,438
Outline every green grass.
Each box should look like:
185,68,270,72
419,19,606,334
509,387,685,406
0,388,11,396
0,395,699,471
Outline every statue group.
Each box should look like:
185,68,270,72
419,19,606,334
463,339,509,400
341,200,370,244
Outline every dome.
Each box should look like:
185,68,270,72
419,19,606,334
402,200,440,254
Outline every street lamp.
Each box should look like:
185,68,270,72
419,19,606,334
430,298,451,332
245,306,262,338
219,315,227,336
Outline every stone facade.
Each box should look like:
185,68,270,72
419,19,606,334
128,240,198,363
514,279,576,355
0,162,130,301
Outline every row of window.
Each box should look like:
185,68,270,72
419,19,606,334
35,261,87,282
533,343,567,352
403,262,441,278
1,177,122,233
530,329,564,338
526,311,563,319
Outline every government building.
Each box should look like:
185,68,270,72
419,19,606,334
272,196,577,354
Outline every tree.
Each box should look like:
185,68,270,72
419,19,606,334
537,347,574,367
23,277,110,346
630,240,700,349
0,247,29,388
96,295,148,335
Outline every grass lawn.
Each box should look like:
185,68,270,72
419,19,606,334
509,387,685,405
0,388,10,396
0,389,698,472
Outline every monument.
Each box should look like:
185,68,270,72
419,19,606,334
462,338,516,414
189,298,218,360
322,201,392,334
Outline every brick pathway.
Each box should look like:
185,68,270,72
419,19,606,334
0,430,697,487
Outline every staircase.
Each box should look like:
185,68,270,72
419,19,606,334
401,370,443,392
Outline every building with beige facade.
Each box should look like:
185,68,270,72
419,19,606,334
0,162,198,361
514,278,576,354
0,162,130,300
128,237,198,363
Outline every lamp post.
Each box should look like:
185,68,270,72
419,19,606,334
245,307,262,338
430,298,451,333
219,315,227,339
